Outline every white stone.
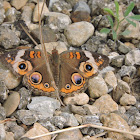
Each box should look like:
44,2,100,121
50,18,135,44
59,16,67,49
45,12,71,31
64,21,94,47
120,93,136,106
104,71,117,89
33,2,49,22
88,75,108,98
11,0,28,10
125,49,140,66
63,93,89,105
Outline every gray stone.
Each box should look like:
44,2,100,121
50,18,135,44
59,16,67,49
21,6,32,24
111,55,125,67
113,79,131,103
98,15,110,28
5,121,25,140
0,62,21,89
126,107,139,118
83,104,99,115
118,41,133,54
64,21,94,47
45,12,71,31
5,7,20,22
31,26,57,43
51,0,72,14
60,112,79,127
92,15,102,28
81,115,104,136
97,43,111,55
108,52,119,60
0,104,6,120
66,0,88,7
39,120,56,132
18,87,31,109
27,96,61,119
16,110,38,125
73,1,90,13
0,124,6,140
107,39,117,51
118,65,136,77
134,113,140,127
81,36,106,52
0,80,8,103
0,26,20,49
50,116,66,129
89,0,106,15
125,49,140,66
70,104,86,115
0,8,5,24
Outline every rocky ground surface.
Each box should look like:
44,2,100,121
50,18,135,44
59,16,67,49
0,0,140,140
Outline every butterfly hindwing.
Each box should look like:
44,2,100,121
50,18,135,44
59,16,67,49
58,50,109,95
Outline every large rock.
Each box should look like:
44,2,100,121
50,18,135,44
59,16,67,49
64,21,94,47
27,96,60,119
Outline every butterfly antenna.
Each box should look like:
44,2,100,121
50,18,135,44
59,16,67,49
37,0,64,106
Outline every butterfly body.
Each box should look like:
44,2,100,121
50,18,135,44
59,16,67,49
0,48,109,97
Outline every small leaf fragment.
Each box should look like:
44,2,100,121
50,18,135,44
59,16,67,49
104,8,115,17
126,18,136,27
107,15,114,28
124,2,135,17
128,15,140,21
100,28,111,34
120,29,131,36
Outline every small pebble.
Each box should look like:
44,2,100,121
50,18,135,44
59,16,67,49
88,75,108,98
55,129,83,140
22,123,51,140
11,0,28,10
63,93,89,105
120,93,136,106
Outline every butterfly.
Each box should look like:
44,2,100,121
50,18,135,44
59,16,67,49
0,48,109,97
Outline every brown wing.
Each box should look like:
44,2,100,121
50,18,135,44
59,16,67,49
59,50,109,96
0,49,55,96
